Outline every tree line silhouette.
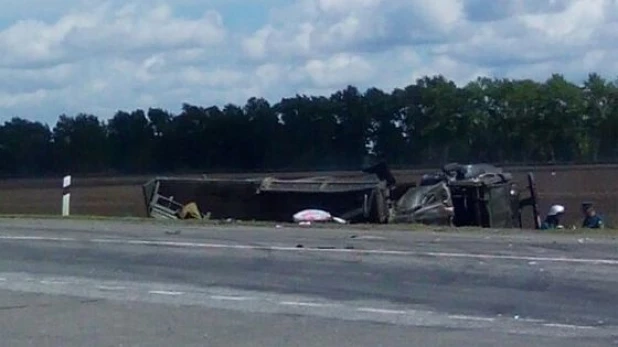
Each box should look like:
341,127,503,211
1,72,618,177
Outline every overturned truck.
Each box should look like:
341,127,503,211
142,162,540,229
401,163,541,228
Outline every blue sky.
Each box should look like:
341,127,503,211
0,0,616,125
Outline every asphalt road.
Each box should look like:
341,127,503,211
0,218,617,346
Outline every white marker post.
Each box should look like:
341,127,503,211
62,175,71,217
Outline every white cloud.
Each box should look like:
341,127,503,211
0,0,617,124
0,2,226,69
301,53,374,87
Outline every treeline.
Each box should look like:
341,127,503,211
1,73,618,177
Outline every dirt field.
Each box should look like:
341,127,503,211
0,165,616,229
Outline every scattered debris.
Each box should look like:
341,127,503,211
293,209,333,223
332,217,347,224
292,209,348,225
178,202,202,219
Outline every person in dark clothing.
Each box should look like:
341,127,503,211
581,202,604,229
540,204,565,230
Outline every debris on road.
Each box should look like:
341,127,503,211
292,209,348,225
293,209,334,223
178,202,202,219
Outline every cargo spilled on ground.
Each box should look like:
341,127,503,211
0,165,616,229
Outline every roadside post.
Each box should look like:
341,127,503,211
62,175,71,216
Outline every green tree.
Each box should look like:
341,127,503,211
461,77,501,162
0,118,52,176
244,97,282,170
365,87,408,165
107,109,155,173
167,103,214,171
275,95,338,169
330,86,371,168
147,108,175,172
536,74,585,162
220,103,253,170
581,73,616,161
403,76,465,164
52,114,109,174
5,71,618,176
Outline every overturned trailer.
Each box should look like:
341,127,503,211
142,164,411,224
142,162,540,229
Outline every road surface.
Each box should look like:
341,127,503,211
0,218,617,346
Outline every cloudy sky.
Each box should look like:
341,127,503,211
0,0,616,124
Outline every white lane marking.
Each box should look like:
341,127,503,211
278,301,332,308
2,235,618,265
40,280,68,285
210,295,252,301
353,235,386,240
543,323,597,330
0,236,76,241
448,314,495,322
357,308,407,315
148,290,184,296
518,318,545,323
0,277,6,281
96,286,126,291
